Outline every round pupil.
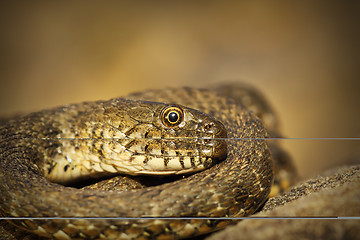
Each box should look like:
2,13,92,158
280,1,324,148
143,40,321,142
168,111,179,123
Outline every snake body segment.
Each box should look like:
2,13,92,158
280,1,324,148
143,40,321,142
0,85,277,239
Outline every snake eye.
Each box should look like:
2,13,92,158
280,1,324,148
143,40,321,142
160,105,184,127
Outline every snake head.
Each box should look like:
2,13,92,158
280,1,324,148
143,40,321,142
125,102,228,175
105,101,228,175
43,99,227,183
158,104,227,171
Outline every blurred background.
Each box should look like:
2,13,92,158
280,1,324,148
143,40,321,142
0,1,359,179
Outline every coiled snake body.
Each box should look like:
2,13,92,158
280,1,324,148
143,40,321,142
0,84,295,239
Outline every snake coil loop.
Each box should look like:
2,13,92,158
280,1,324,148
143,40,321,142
0,85,286,239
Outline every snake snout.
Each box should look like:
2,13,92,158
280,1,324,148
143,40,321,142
212,120,227,160
200,120,227,162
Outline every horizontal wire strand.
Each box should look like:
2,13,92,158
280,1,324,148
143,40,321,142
19,137,360,141
0,217,358,220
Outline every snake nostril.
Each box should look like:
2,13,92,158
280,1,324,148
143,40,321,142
203,121,227,137
203,122,214,131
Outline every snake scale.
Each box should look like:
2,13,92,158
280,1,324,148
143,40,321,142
0,83,296,239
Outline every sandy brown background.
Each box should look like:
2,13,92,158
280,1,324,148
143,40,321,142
0,1,359,179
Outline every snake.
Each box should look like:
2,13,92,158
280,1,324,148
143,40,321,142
0,83,296,239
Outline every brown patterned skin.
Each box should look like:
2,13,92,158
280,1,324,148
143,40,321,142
0,85,277,239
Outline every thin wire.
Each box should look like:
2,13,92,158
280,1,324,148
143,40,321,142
21,137,360,141
0,217,358,220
